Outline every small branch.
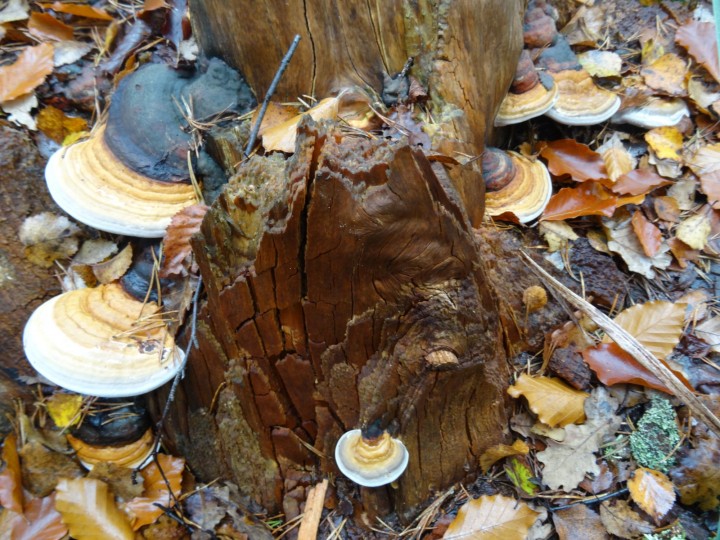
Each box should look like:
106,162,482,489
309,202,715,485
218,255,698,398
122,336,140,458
244,34,301,158
551,488,629,511
297,479,329,540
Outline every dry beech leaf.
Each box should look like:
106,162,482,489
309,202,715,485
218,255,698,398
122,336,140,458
479,440,530,473
599,499,653,539
676,20,720,84
92,243,133,284
553,505,609,540
0,43,54,103
628,468,676,523
604,211,672,279
123,454,185,530
640,53,687,96
645,127,682,161
28,12,73,41
676,213,711,250
10,493,67,540
610,168,672,196
256,102,300,136
602,143,634,183
443,494,539,540
670,435,720,510
160,203,209,278
39,2,114,20
55,477,134,540
607,300,685,360
539,139,607,182
541,182,617,221
0,0,30,23
695,316,720,353
0,433,23,514
631,211,662,258
507,373,588,427
655,196,681,222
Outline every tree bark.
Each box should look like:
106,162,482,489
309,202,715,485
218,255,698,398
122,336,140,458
156,0,525,523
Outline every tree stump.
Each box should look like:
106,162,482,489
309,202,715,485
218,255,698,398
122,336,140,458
158,0,525,522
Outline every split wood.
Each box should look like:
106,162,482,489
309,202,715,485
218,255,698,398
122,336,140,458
297,479,329,540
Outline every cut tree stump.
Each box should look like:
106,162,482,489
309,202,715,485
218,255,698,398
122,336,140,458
156,0,525,523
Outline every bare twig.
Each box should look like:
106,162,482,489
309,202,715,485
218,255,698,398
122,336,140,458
297,479,329,540
551,488,629,511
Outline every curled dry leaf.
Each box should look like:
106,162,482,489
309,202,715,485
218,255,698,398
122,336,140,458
539,139,607,182
39,2,114,20
627,468,676,523
0,43,55,103
631,211,662,258
443,494,539,540
507,373,589,428
28,12,73,41
0,434,23,514
479,440,530,473
541,182,617,221
675,213,711,250
160,203,209,277
695,316,720,353
92,243,133,283
675,20,720,84
599,499,653,539
123,454,185,530
539,220,578,252
610,168,672,196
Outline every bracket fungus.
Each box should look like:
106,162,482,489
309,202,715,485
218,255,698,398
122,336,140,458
67,428,154,469
483,148,552,223
45,60,254,237
612,98,690,129
496,51,558,126
22,282,183,397
544,69,621,126
335,428,409,488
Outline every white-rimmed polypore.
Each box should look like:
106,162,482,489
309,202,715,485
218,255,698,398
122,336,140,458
495,51,558,126
335,426,409,487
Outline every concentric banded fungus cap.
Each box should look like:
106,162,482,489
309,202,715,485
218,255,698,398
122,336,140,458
67,428,154,469
496,52,558,126
335,428,409,487
545,69,621,126
611,98,690,128
23,282,184,397
484,149,552,223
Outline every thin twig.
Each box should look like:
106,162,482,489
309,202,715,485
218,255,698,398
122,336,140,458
551,488,629,511
244,34,301,158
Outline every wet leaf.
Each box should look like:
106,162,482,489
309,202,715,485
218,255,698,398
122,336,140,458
123,454,185,530
46,393,83,428
541,182,617,221
644,126,682,161
670,435,720,510
507,373,589,427
553,505,609,540
505,458,538,496
479,440,530,473
539,139,607,182
443,495,538,540
631,211,662,258
640,53,687,96
0,434,23,514
676,213,711,250
0,43,55,103
55,477,134,540
28,12,73,41
628,468,675,522
160,203,209,277
39,2,114,20
604,211,671,279
610,168,672,196
676,20,720,84
608,300,685,360
582,343,671,392
11,493,67,540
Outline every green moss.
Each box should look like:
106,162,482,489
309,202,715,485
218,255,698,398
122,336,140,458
629,397,680,473
643,524,686,540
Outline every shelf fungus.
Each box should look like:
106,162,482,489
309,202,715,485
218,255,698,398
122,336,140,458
67,428,154,469
495,50,558,126
483,147,552,223
45,59,254,237
544,69,621,126
22,282,184,397
612,98,690,129
335,428,409,487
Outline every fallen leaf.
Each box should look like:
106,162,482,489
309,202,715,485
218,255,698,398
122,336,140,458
695,316,720,353
19,212,81,268
599,500,653,539
631,211,662,257
654,196,681,222
676,20,720,84
52,40,93,67
479,440,530,473
644,126,682,161
255,102,300,136
2,93,39,130
0,0,29,23
541,182,617,221
37,106,88,143
507,373,589,427
539,139,607,182
670,434,720,510
0,43,55,103
539,221,578,252
610,300,685,359
39,2,114,20
641,53,687,96
10,493,67,540
160,203,209,277
28,12,73,41
600,139,634,183
688,77,720,115
537,387,621,491
610,168,672,196
123,454,185,530
0,434,23,514
577,50,622,78
667,177,697,211
87,462,144,501
675,213,711,250
443,494,539,540
505,458,538,496
55,478,134,540
46,393,83,428
92,243,133,283
604,211,671,279
628,468,675,522
553,505,609,540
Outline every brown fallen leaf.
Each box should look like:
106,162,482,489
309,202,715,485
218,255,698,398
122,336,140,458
92,243,133,284
641,53,687,96
676,20,720,84
654,196,681,222
604,211,672,279
28,12,73,41
479,440,530,473
123,454,185,530
55,478,134,540
443,494,539,540
0,43,55,103
601,138,634,183
160,203,209,277
541,182,617,221
39,2,114,20
670,434,720,510
10,493,67,540
610,168,672,196
628,468,676,523
553,505,609,540
695,316,720,353
539,139,607,182
507,373,589,428
631,211,662,258
599,499,653,539
0,434,23,514
608,300,685,360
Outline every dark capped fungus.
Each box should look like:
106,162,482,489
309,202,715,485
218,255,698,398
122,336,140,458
45,59,254,238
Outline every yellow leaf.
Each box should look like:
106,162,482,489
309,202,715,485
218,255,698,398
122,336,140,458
507,374,589,427
645,127,683,161
479,440,530,473
47,393,83,428
604,300,685,360
55,478,134,540
443,494,539,540
628,468,676,522
676,214,711,250
505,458,538,496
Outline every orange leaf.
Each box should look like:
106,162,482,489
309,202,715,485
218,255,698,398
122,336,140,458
539,139,607,182
541,182,617,221
0,43,54,103
654,196,681,222
668,237,700,268
28,12,73,41
11,494,67,540
142,0,169,11
0,434,22,514
611,168,672,196
631,211,662,257
123,454,184,530
444,494,539,540
676,20,720,84
39,2,114,20
699,171,720,210
479,440,530,473
160,203,209,277
628,468,676,523
507,373,589,427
